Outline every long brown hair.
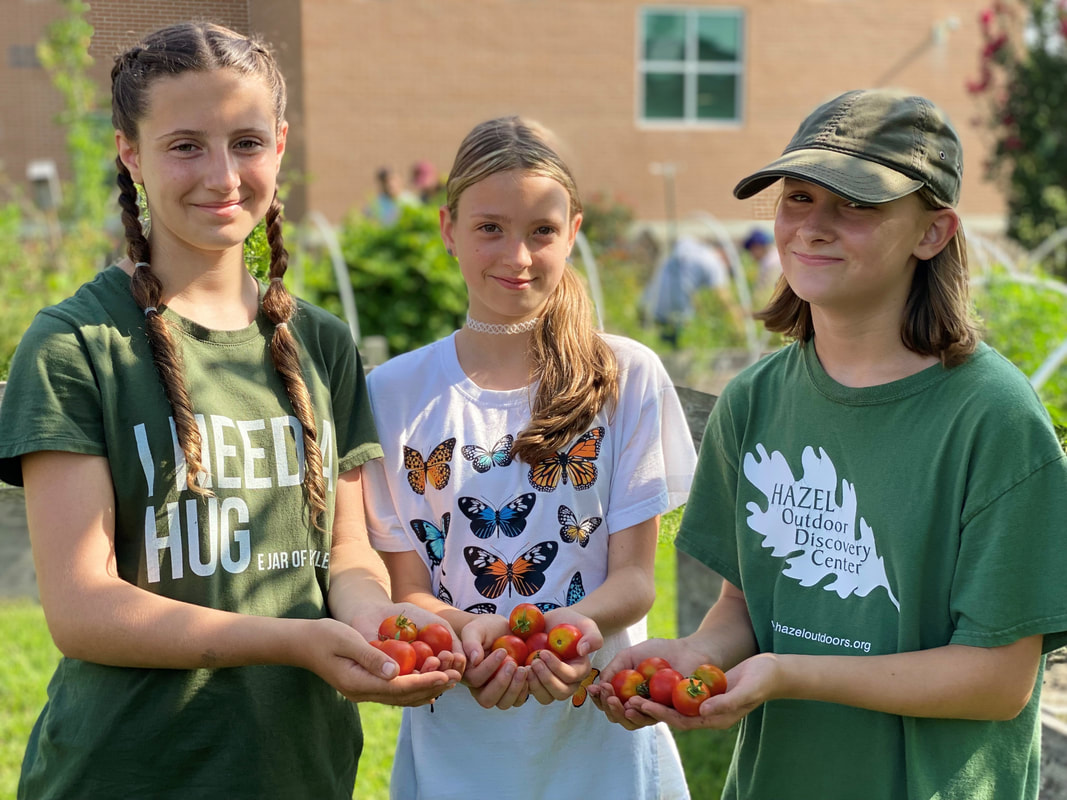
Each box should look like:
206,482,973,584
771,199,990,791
755,188,980,367
445,117,618,464
111,22,327,528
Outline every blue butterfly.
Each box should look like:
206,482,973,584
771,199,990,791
437,583,496,614
458,493,536,539
461,435,514,473
410,513,449,567
534,571,586,612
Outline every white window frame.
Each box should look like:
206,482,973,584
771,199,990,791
637,6,745,128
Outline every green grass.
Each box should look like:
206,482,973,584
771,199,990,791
0,509,733,798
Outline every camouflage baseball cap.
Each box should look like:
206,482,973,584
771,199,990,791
733,89,963,207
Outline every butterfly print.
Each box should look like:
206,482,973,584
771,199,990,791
527,427,604,493
533,571,586,612
410,513,449,567
437,583,497,614
572,668,600,708
463,541,559,600
458,493,536,539
461,434,514,473
557,505,602,548
404,438,456,494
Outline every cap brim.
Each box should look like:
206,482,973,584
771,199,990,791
733,149,923,204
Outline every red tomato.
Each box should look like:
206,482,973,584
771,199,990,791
491,634,529,665
508,603,546,639
378,638,417,676
635,656,673,680
524,631,549,655
672,677,712,716
610,669,646,702
647,668,684,707
416,623,453,656
691,663,728,697
378,613,417,642
547,623,582,660
410,639,435,671
524,649,543,666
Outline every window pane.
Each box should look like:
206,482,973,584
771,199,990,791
644,72,685,119
696,74,738,120
644,12,686,61
697,15,740,62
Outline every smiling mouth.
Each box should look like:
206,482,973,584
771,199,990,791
493,276,532,289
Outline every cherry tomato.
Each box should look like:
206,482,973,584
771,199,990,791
410,639,435,671
547,623,582,660
672,677,712,716
378,638,417,676
524,649,543,666
610,669,646,702
416,623,453,656
378,613,417,642
524,631,549,655
691,663,728,697
491,634,529,665
647,668,684,707
635,656,673,680
508,603,546,639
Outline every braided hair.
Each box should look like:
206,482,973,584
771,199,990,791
111,22,328,528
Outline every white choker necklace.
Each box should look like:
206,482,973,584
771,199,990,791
465,314,539,335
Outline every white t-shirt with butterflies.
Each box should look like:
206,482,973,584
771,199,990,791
363,332,696,800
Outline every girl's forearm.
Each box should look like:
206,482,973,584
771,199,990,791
770,636,1042,720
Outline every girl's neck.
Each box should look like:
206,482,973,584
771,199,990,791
453,327,533,390
810,311,939,387
121,244,260,330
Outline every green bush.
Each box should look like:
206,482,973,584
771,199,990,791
300,204,467,357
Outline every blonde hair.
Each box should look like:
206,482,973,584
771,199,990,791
755,187,980,367
445,116,618,463
111,22,328,528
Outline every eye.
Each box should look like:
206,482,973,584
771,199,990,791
478,222,502,234
534,225,558,236
234,138,266,151
171,142,199,153
845,200,875,210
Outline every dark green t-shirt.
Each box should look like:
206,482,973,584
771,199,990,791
678,340,1067,800
0,266,382,799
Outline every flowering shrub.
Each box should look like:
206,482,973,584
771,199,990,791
969,1,1067,270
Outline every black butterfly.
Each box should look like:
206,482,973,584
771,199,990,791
458,493,536,539
463,541,558,600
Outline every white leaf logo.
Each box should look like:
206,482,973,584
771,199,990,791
743,444,899,611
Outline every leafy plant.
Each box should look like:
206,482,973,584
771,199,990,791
299,204,467,356
968,1,1067,273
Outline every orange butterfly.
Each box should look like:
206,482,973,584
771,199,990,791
527,427,604,493
463,542,558,600
404,438,456,495
572,668,601,708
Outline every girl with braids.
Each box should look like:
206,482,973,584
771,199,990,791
362,116,696,799
0,21,462,800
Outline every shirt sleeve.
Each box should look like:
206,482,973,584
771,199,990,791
0,310,106,485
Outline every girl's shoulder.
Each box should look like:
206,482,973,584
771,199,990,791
598,333,669,379
365,335,449,391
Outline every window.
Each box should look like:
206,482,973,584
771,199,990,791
639,7,744,125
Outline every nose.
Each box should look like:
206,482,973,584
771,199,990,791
796,201,836,244
204,148,240,193
503,237,533,270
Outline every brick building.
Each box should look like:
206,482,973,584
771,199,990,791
3,0,1003,232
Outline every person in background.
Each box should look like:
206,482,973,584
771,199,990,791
411,158,443,204
590,88,1067,800
367,165,416,225
742,226,782,289
363,115,696,799
0,22,461,800
641,234,740,348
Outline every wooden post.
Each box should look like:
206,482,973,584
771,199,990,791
672,386,723,637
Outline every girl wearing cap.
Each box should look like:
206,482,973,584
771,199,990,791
589,89,1067,799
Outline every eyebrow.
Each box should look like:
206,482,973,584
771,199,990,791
155,126,272,141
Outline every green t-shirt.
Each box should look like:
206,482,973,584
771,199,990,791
0,266,383,799
678,340,1067,800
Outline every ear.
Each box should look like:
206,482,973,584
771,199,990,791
914,208,959,261
439,205,455,255
566,211,583,257
275,121,288,170
115,130,142,184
